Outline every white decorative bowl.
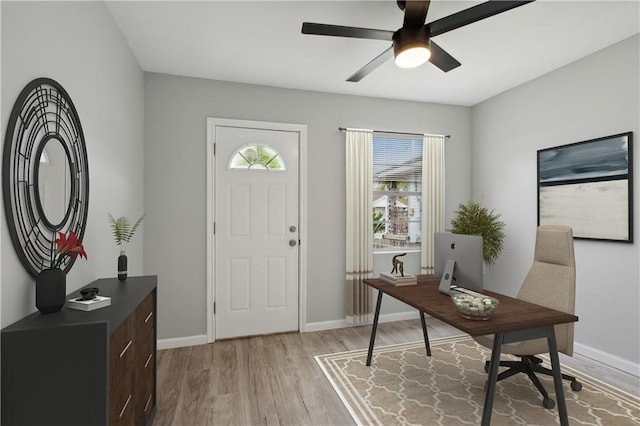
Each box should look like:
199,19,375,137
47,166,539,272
451,293,499,320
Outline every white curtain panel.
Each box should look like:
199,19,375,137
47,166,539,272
421,135,446,274
345,129,373,324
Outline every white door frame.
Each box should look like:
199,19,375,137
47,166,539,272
206,117,308,343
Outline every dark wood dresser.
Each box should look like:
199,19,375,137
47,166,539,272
1,275,157,425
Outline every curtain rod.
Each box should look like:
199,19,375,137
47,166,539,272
338,127,450,139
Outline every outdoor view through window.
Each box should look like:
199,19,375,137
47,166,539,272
373,133,422,252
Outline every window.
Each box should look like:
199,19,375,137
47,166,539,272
373,133,422,252
228,143,286,171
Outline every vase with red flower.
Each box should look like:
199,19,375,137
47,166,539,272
36,230,88,314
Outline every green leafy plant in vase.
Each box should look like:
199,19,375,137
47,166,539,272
108,214,143,280
450,200,505,266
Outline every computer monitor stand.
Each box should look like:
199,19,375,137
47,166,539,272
438,259,457,294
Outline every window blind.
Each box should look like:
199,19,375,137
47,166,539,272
373,133,423,187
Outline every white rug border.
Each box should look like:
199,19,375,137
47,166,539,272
315,335,640,426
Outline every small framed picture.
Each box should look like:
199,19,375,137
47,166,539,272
537,132,633,243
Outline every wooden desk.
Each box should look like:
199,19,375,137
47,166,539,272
364,275,578,426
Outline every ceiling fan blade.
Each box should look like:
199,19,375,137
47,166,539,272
428,40,461,72
403,1,431,29
302,22,393,41
402,0,430,28
346,46,394,82
428,0,535,38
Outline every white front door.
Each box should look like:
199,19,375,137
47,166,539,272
214,123,300,339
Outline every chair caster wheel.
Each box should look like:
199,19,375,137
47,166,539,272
571,380,582,391
543,398,555,409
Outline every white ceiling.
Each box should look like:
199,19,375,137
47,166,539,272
106,1,640,106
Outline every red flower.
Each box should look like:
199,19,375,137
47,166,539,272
50,230,88,269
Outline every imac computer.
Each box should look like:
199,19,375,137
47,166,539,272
434,232,484,296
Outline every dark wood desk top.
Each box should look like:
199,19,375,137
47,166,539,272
364,275,578,336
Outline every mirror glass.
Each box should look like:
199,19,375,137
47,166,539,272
38,138,71,226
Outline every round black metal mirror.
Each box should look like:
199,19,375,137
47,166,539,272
3,78,89,278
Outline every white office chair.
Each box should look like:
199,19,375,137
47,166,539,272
474,225,582,409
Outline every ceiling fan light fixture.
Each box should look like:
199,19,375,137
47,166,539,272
393,27,431,69
395,45,431,68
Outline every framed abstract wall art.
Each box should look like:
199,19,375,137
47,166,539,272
537,132,633,243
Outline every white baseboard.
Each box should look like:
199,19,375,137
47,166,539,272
304,310,420,332
574,342,640,377
157,334,208,350
158,312,422,347
304,318,349,332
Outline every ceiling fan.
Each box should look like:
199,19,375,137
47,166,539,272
301,0,535,82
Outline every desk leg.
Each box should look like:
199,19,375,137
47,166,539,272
547,327,569,426
419,312,432,356
482,332,504,426
366,291,383,367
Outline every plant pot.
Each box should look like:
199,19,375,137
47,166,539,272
36,268,66,314
118,251,127,281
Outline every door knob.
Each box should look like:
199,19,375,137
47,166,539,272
289,225,297,233
289,239,297,247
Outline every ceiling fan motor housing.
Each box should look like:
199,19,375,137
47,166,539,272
393,26,429,52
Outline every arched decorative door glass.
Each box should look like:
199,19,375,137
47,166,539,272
228,143,286,171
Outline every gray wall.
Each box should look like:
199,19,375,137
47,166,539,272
1,2,145,326
143,73,472,339
472,35,640,370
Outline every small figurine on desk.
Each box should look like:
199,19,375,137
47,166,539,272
391,253,407,277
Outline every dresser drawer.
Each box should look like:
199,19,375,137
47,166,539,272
135,364,155,425
109,371,133,425
137,338,154,395
136,292,155,338
110,315,136,374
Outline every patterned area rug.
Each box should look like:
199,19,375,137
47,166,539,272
316,335,640,425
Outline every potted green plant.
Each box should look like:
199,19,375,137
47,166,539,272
108,214,143,280
450,200,505,265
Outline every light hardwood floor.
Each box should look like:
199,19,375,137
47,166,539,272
154,318,639,425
